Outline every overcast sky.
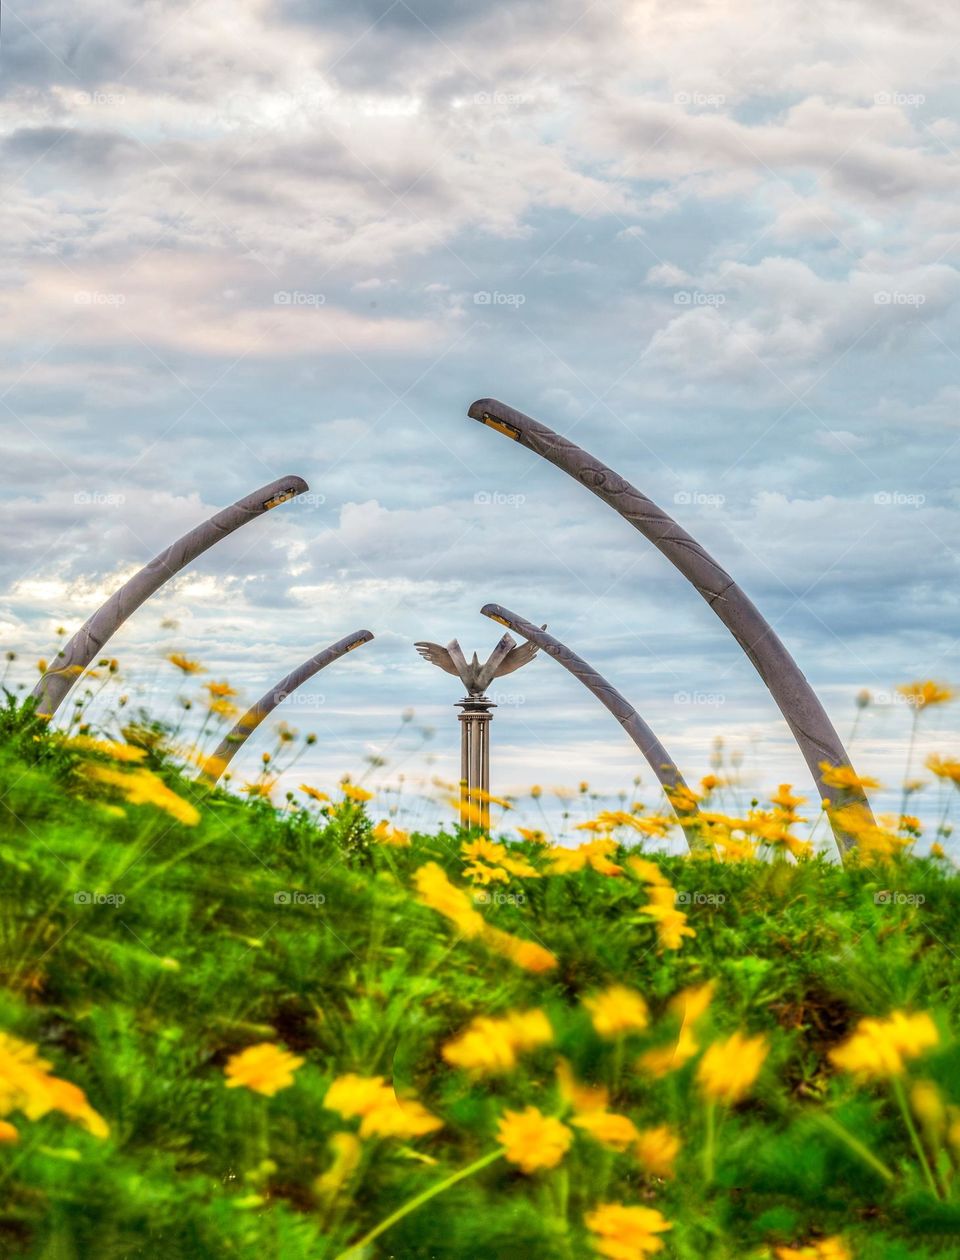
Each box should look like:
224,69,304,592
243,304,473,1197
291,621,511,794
3,0,959,843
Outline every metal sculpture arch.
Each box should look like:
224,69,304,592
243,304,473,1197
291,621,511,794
33,476,308,718
481,603,703,850
201,630,375,784
468,397,872,856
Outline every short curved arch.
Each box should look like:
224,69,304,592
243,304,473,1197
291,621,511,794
201,630,375,784
34,476,309,718
469,398,873,857
481,603,703,850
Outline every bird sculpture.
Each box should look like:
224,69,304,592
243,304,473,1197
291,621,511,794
414,631,544,697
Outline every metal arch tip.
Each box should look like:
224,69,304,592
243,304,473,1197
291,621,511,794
346,630,376,651
467,398,521,441
262,475,309,510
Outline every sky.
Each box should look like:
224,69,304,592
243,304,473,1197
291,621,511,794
2,0,959,844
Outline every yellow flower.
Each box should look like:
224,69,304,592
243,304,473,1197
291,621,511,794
556,1059,609,1115
634,1124,680,1177
927,755,960,786
300,784,330,802
166,652,204,674
68,736,147,763
372,820,411,847
413,863,485,938
770,783,807,812
530,785,542,799
627,856,671,886
572,1110,640,1152
517,826,547,844
697,1030,768,1104
645,903,696,951
462,837,506,864
484,927,558,972
818,762,881,792
830,1011,938,1080
0,1033,108,1138
585,986,649,1038
0,1121,17,1143
585,1203,672,1258
314,1131,362,1203
463,861,510,885
208,698,239,719
776,1240,851,1260
911,1079,945,1139
897,680,954,709
497,1106,572,1173
204,680,237,698
341,783,373,803
81,763,200,826
242,779,276,800
224,1043,304,1096
442,1009,553,1074
324,1073,441,1139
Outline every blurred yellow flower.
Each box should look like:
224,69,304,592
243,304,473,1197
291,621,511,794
585,1203,672,1258
927,755,960,786
372,820,410,847
224,1043,303,1096
776,1239,851,1260
68,736,146,763
442,1009,552,1075
517,826,547,844
413,863,485,938
497,1106,572,1173
829,1011,938,1079
585,986,649,1038
166,652,204,674
646,903,696,951
484,927,558,972
81,763,200,826
0,1121,17,1143
208,698,239,719
819,763,881,792
204,680,237,698
0,1032,108,1138
300,785,330,802
572,1109,640,1152
897,680,954,709
341,783,373,803
634,1124,681,1177
324,1073,441,1139
556,1059,610,1115
697,1031,768,1104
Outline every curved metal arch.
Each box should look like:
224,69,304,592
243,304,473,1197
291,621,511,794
481,603,703,850
201,630,375,784
468,398,873,856
33,476,309,718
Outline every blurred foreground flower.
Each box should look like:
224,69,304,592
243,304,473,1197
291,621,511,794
830,1011,938,1079
697,1030,768,1104
584,1203,672,1258
0,1032,108,1137
497,1106,572,1172
224,1043,304,1096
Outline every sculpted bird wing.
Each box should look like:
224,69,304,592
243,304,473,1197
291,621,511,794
414,641,461,678
494,626,546,677
474,633,517,693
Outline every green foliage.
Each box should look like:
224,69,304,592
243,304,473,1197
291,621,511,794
0,712,959,1258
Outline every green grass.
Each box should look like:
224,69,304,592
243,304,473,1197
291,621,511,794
0,697,959,1259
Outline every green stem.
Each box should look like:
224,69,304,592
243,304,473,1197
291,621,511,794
703,1100,716,1185
812,1111,895,1182
892,1076,940,1199
333,1147,503,1258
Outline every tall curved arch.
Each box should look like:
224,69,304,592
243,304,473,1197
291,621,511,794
481,603,703,850
468,398,872,856
201,630,375,784
33,476,309,718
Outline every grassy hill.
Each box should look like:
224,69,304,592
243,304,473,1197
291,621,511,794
0,698,959,1259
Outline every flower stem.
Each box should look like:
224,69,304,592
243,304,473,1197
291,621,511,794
812,1111,894,1182
703,1100,716,1185
333,1147,503,1258
892,1076,940,1199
